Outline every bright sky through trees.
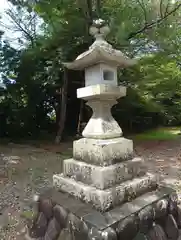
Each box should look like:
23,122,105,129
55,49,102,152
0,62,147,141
0,0,22,47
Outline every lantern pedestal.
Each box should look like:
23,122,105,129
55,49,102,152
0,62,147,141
53,83,154,212
76,84,126,139
26,82,181,240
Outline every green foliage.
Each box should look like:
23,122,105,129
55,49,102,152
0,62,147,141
1,0,181,139
132,127,181,141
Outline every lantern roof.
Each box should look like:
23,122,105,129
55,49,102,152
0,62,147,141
63,19,136,70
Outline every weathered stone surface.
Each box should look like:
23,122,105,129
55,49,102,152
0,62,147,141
53,205,68,228
58,229,72,240
28,187,174,231
117,215,139,240
73,137,133,166
124,174,157,202
25,187,177,240
77,84,126,100
68,213,88,239
1,155,21,164
168,192,178,218
133,233,148,240
84,64,118,87
65,19,135,71
178,230,181,240
88,227,117,240
88,227,102,240
139,206,154,233
63,157,145,189
164,214,178,240
44,218,61,240
101,227,117,240
82,99,123,139
39,198,53,220
53,173,157,211
154,199,168,219
32,212,48,238
147,224,167,240
176,205,181,228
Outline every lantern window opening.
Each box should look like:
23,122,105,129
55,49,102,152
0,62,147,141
103,69,114,81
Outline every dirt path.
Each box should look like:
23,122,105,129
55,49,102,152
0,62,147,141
135,140,181,191
0,139,181,239
0,143,72,239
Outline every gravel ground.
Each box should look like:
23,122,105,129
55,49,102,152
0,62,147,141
0,139,181,239
0,142,71,240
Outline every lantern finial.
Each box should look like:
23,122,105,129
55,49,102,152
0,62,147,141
89,19,110,40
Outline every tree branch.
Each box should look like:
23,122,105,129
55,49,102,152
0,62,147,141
128,3,181,40
6,8,35,46
77,0,93,25
137,0,147,24
165,0,171,15
160,0,164,18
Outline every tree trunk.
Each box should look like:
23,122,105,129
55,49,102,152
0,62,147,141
55,67,68,144
95,0,101,18
77,99,84,137
76,72,85,137
87,0,93,23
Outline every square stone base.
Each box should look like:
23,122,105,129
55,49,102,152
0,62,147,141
25,186,180,240
53,173,157,211
73,137,133,166
63,157,146,190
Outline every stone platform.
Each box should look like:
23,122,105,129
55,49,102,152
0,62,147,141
26,186,181,240
25,136,181,240
73,137,134,165
52,137,157,212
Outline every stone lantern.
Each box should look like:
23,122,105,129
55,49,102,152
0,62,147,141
64,19,135,141
27,19,180,240
53,18,173,212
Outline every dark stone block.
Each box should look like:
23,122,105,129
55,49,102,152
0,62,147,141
168,192,178,218
26,186,176,240
154,199,168,219
58,229,72,240
117,215,139,240
147,224,167,240
83,211,111,230
31,212,48,238
177,205,181,228
101,227,117,240
39,198,53,220
133,232,148,240
164,214,179,240
88,227,102,240
88,227,117,240
68,213,89,239
139,206,154,233
44,218,61,240
53,205,68,228
42,188,97,219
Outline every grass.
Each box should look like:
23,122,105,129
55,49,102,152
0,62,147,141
20,210,36,220
131,126,181,141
